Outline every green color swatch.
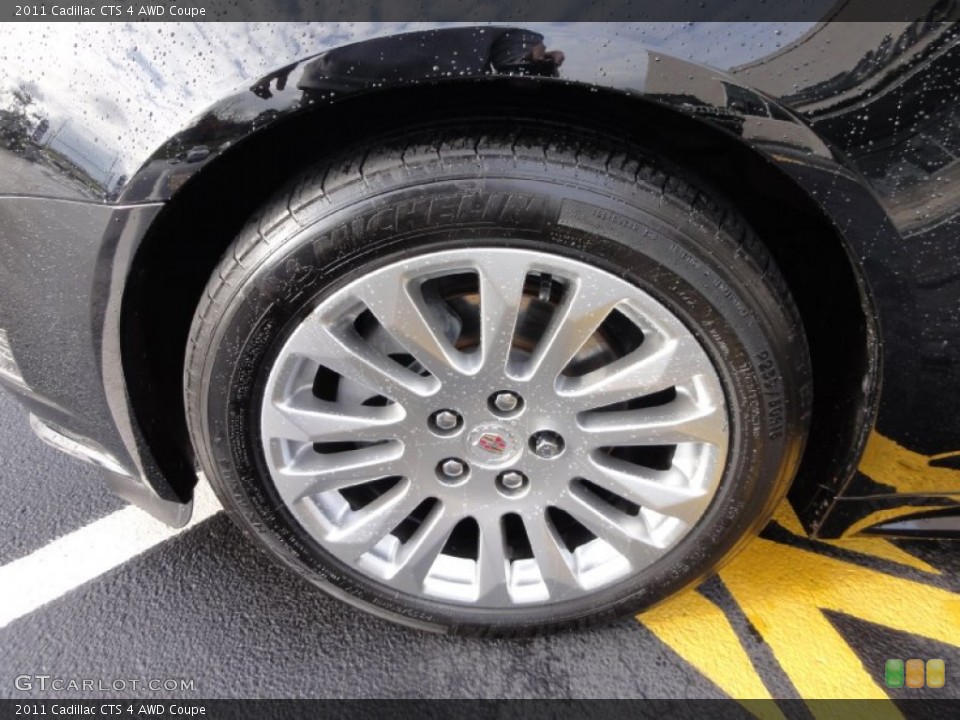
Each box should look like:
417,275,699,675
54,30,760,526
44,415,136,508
885,659,905,688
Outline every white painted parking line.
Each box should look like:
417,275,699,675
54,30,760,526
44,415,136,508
0,481,222,629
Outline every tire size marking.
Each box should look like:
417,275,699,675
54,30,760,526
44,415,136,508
756,350,785,440
737,361,763,441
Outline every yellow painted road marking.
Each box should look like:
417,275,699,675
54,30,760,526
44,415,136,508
771,502,940,575
859,432,960,494
641,529,960,714
637,431,960,712
839,432,959,537
641,590,786,719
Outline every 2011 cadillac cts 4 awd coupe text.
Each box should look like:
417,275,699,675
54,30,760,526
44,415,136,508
1,18,958,635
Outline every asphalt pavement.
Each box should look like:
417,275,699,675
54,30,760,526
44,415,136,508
0,388,124,565
0,386,957,710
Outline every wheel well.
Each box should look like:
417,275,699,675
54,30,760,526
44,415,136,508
121,79,873,522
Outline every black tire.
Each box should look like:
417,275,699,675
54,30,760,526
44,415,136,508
184,121,812,636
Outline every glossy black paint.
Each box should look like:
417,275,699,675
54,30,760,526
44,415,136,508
0,20,958,535
735,20,960,458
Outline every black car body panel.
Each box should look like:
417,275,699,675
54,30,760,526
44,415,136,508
0,19,958,535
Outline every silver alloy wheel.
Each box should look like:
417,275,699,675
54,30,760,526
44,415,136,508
261,248,728,608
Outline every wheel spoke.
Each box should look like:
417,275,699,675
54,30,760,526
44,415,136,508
524,280,623,384
352,273,473,378
392,505,461,592
555,489,664,566
272,442,406,504
578,396,726,447
523,511,581,600
585,454,711,525
557,335,704,410
263,388,404,444
475,258,529,377
283,319,438,404
329,481,425,560
476,515,511,605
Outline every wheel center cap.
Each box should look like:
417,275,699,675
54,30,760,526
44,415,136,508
465,422,522,468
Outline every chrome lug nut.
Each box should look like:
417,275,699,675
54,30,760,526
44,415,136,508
435,411,459,430
489,390,523,416
429,409,461,434
496,470,529,495
531,430,565,459
535,437,561,458
500,471,525,489
440,458,467,479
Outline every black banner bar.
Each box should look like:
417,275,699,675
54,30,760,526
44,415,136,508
2,0,959,23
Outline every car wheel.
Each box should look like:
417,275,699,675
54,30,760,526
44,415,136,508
184,122,812,635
